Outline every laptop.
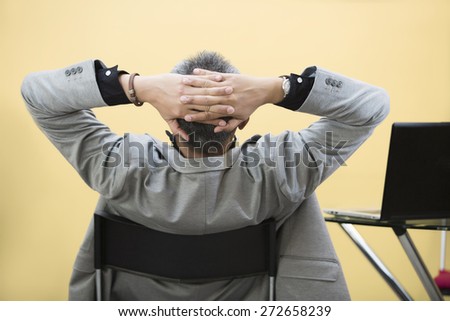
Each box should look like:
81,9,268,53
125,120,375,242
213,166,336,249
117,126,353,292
324,122,450,221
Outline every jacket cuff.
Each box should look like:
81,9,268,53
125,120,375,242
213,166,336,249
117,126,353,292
275,66,316,111
94,60,131,106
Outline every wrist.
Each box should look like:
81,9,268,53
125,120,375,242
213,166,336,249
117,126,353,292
119,73,158,105
133,75,157,105
118,73,131,101
265,77,284,104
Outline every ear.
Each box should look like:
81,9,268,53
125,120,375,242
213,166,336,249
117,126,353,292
238,118,250,130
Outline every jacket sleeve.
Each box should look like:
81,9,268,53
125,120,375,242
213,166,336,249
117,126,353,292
264,67,390,202
21,60,129,198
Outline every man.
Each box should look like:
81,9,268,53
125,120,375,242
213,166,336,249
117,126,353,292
21,51,389,300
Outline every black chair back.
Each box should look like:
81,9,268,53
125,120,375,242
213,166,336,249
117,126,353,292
94,212,276,300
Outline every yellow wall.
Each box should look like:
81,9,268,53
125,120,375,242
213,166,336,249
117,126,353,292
1,0,449,300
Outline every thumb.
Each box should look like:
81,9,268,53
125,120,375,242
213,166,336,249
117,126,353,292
167,119,189,141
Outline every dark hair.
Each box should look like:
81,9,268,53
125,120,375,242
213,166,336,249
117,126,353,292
171,51,239,154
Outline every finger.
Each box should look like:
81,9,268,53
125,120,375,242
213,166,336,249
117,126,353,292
180,95,231,106
184,112,215,122
182,104,232,113
193,68,220,76
208,104,235,114
181,85,233,96
214,119,243,133
206,86,233,96
182,75,223,86
187,104,234,115
167,119,189,141
193,118,228,127
184,106,234,122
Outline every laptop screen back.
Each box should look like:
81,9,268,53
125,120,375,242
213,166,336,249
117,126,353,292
381,122,450,220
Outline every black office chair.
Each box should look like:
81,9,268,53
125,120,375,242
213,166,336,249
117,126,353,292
94,212,277,301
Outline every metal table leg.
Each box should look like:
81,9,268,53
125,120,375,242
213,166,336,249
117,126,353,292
340,223,413,301
392,226,444,301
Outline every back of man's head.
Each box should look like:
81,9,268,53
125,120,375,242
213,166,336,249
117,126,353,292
171,51,239,155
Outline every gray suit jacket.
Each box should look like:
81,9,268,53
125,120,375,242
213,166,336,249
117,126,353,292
21,60,389,300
